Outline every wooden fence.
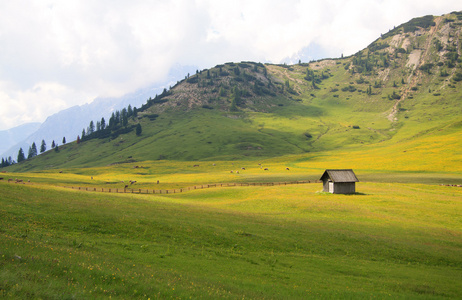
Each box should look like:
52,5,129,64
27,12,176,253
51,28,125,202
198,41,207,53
63,180,321,195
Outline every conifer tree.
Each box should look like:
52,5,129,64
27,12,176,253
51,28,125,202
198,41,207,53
122,108,128,127
101,117,106,130
27,142,38,159
62,137,66,144
17,148,25,163
28,146,33,159
40,140,46,153
51,140,56,148
127,104,133,117
136,123,142,136
89,120,95,134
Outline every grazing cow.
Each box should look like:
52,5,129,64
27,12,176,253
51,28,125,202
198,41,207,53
230,170,233,173
124,185,128,189
286,168,290,170
264,168,269,171
241,167,246,170
236,171,239,174
193,164,199,167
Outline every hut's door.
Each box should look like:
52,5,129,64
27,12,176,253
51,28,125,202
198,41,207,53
328,181,334,193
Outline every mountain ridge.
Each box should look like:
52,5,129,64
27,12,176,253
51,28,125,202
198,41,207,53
5,11,462,170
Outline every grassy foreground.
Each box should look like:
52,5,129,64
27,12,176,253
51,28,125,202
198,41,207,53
1,177,461,299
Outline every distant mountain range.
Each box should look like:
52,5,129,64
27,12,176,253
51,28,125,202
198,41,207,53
1,65,198,160
0,123,41,157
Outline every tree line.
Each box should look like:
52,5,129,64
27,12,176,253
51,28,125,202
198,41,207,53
1,137,65,168
1,84,181,168
78,104,141,143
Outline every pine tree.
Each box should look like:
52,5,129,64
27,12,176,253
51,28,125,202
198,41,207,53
28,146,33,159
101,117,106,130
109,113,115,128
51,140,56,148
62,137,66,144
27,142,38,159
89,120,95,134
136,123,142,136
128,105,133,117
40,140,46,153
122,108,128,127
76,135,81,144
17,148,25,163
32,142,37,156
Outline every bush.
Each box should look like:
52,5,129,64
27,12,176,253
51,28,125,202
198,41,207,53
341,85,357,92
304,132,313,139
388,91,401,100
453,73,462,82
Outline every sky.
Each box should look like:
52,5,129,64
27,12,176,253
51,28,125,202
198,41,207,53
0,0,460,131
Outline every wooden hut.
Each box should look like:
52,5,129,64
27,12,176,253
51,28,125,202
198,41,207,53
320,169,359,194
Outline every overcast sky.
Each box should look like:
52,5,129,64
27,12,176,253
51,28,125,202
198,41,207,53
0,0,460,130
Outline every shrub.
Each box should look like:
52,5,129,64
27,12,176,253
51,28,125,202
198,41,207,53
453,73,462,82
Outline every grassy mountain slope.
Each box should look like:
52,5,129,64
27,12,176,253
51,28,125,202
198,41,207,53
7,12,462,171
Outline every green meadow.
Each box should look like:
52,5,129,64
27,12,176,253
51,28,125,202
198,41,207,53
2,13,462,298
1,159,461,299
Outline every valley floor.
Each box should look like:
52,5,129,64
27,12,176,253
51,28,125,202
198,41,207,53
1,168,461,299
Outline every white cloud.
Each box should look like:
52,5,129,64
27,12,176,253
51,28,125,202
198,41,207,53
0,0,461,130
0,80,93,130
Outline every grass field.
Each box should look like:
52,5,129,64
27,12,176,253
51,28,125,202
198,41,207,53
1,168,461,299
1,16,462,298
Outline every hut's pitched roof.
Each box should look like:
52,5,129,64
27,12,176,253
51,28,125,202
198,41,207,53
320,169,359,183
